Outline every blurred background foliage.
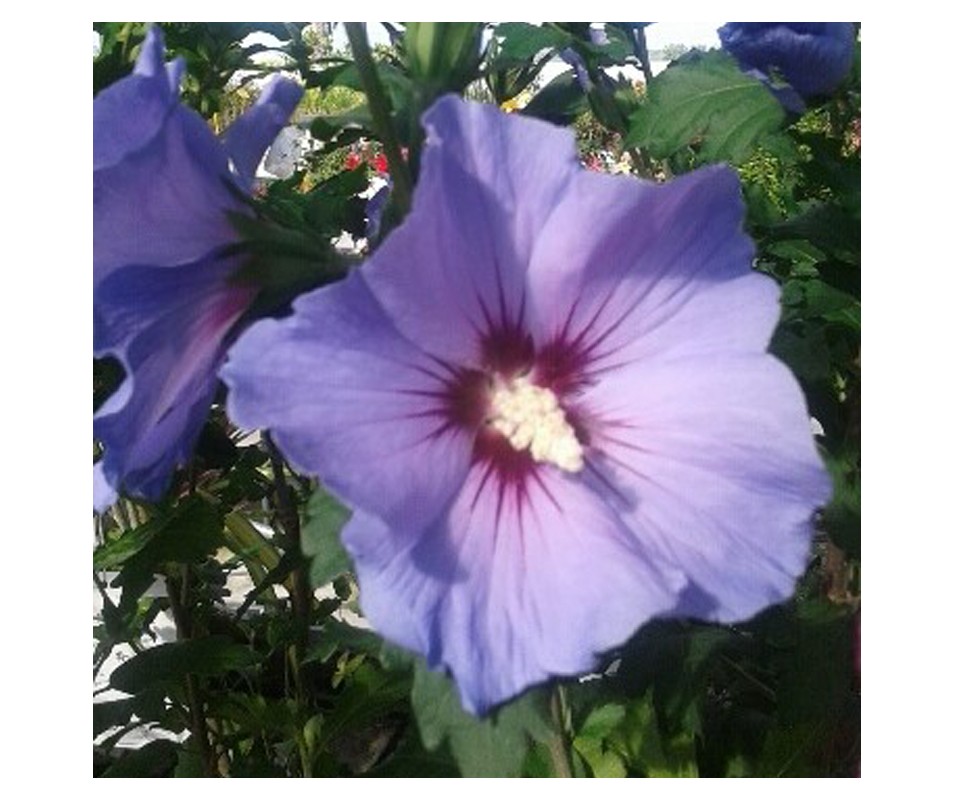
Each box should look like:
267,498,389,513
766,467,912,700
93,22,860,777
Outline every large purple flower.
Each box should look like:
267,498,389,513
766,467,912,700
718,23,856,112
94,27,302,510
223,96,830,713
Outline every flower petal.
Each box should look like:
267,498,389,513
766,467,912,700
581,353,831,622
359,95,579,365
222,76,304,192
93,27,182,172
222,272,474,533
344,464,686,714
526,166,777,375
718,23,855,100
94,258,255,503
93,462,118,513
94,102,242,283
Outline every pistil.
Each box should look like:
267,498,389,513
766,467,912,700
488,376,583,472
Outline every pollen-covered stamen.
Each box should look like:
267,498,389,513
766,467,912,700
488,376,584,472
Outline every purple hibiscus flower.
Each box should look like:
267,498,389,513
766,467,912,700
94,26,302,510
223,96,831,714
718,23,856,113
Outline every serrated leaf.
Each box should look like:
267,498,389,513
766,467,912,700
301,488,352,588
109,635,261,695
410,661,551,777
626,51,785,165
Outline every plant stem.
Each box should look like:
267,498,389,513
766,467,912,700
344,22,412,219
634,26,654,84
165,568,218,777
547,686,574,778
265,435,311,656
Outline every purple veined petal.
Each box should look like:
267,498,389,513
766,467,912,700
358,95,579,366
525,166,778,385
222,271,475,534
94,257,256,504
93,27,183,172
580,353,831,623
223,76,304,192
94,104,242,284
344,461,687,714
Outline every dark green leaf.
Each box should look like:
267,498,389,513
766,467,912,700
770,324,831,383
109,635,261,694
626,50,785,165
111,497,224,604
768,203,860,263
100,739,178,777
367,735,460,777
823,454,861,558
522,71,587,126
319,663,411,747
94,689,168,737
304,618,384,664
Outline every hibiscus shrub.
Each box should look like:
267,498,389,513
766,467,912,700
93,22,860,777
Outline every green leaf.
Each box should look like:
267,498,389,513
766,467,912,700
822,450,861,559
768,203,860,263
492,23,569,63
410,661,551,777
109,635,261,695
573,703,628,777
522,71,587,126
94,689,168,737
110,497,225,606
318,662,411,748
223,510,281,580
621,695,699,777
626,50,785,165
770,323,831,383
304,618,384,664
803,280,860,330
93,518,162,571
368,736,460,777
301,488,352,588
100,739,178,777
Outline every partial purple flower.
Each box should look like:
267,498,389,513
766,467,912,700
718,23,856,113
94,26,302,510
223,96,831,714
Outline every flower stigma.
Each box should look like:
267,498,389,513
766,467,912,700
488,375,583,472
